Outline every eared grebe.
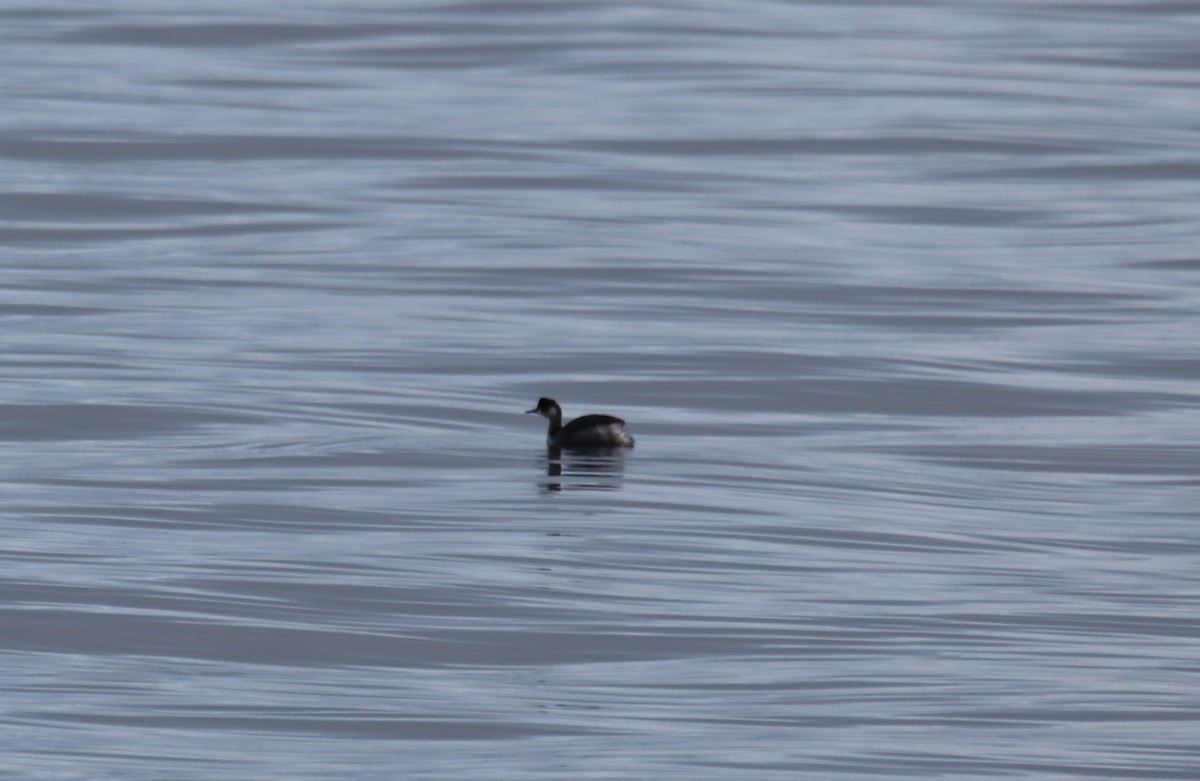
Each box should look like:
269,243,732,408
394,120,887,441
526,398,635,449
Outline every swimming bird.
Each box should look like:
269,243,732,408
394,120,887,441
525,398,635,449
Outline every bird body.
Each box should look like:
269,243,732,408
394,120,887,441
526,398,635,449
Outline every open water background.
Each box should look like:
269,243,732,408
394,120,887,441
2,1,1198,778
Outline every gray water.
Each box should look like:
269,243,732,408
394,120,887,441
2,2,1198,779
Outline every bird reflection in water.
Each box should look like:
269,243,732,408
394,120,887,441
538,445,628,492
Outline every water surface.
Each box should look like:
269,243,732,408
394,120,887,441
2,2,1198,779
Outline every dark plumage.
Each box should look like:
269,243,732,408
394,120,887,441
525,397,635,449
